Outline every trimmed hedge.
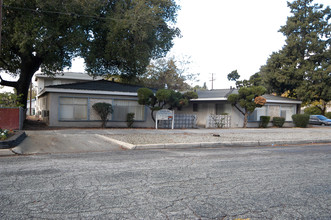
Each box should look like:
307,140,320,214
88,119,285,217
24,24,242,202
273,117,285,127
303,106,322,115
260,116,270,128
126,113,135,128
292,114,309,128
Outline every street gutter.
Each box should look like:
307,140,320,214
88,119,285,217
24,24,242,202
96,134,331,150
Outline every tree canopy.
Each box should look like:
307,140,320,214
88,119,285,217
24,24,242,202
137,87,197,121
227,70,263,89
0,91,22,107
135,57,198,91
260,0,330,114
227,70,240,82
0,0,180,109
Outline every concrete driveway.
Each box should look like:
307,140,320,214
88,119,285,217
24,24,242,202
12,130,122,154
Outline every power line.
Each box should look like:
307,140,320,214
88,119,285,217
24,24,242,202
2,5,120,21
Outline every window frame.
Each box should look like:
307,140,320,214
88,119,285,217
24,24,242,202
58,96,146,122
248,104,297,122
58,96,89,121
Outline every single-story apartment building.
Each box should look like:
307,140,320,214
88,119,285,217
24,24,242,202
178,89,302,128
35,72,302,128
37,79,156,127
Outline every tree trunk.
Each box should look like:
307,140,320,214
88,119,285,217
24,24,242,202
243,112,248,128
316,100,327,116
151,109,156,122
233,104,248,128
321,100,326,116
0,55,42,110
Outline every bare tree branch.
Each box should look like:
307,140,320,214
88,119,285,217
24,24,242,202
0,74,18,88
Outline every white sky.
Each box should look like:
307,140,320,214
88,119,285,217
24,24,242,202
166,0,330,89
1,0,330,92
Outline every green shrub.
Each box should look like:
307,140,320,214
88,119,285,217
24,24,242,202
259,116,270,128
126,113,135,128
325,112,331,119
292,114,309,128
92,102,113,128
273,117,285,127
303,106,322,115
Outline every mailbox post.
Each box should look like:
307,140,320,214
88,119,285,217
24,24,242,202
155,109,174,129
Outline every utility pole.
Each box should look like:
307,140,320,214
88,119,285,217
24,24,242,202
29,82,32,116
210,73,216,90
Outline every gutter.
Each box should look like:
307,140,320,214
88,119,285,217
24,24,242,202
37,88,138,97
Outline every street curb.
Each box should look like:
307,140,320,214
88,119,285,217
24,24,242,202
0,131,27,149
96,134,136,149
0,131,27,156
0,149,17,156
96,134,331,150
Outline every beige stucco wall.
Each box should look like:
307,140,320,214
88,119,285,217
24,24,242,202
180,101,300,128
179,101,244,128
40,92,155,128
268,105,280,119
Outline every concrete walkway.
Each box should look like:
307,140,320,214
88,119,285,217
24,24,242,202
0,127,330,156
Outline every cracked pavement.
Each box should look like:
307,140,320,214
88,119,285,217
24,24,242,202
0,144,330,219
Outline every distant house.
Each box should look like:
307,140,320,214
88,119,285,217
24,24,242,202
36,79,156,127
179,89,302,128
26,98,36,116
35,72,103,116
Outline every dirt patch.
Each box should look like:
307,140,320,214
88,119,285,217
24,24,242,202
23,116,49,130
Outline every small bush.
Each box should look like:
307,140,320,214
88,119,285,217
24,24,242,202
303,106,322,115
210,114,225,128
325,112,331,119
273,117,285,127
92,102,113,128
292,114,309,128
259,116,270,128
126,113,135,128
0,129,14,140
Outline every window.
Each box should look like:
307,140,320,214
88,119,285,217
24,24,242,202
59,97,88,120
280,105,295,121
112,100,145,121
248,104,296,122
193,103,198,112
248,106,268,121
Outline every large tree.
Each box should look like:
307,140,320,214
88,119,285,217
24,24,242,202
136,57,198,91
0,0,180,109
260,0,330,114
137,87,197,121
227,86,267,128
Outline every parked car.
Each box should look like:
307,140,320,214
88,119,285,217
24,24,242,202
309,115,331,126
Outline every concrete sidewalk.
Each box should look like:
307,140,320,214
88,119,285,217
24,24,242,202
0,127,330,156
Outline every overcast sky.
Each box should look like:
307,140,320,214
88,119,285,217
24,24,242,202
70,0,330,89
1,0,330,92
165,0,330,89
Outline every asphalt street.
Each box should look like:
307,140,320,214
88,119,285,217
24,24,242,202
0,144,330,219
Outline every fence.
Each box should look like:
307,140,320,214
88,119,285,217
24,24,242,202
158,114,197,129
0,107,25,130
206,114,231,128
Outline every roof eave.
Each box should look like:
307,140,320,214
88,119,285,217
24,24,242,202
38,88,138,97
191,98,228,101
266,100,302,104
